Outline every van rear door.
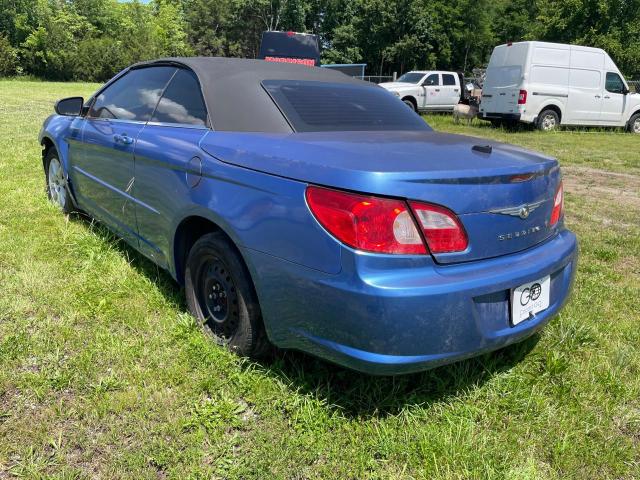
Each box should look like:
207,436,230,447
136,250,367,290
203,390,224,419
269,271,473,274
482,43,529,114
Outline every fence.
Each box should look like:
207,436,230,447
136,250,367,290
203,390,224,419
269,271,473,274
628,80,639,93
362,75,394,84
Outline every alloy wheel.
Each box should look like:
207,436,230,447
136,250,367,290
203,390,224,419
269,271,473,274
48,157,67,209
541,114,557,131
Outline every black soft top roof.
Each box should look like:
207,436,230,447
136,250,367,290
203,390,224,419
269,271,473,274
130,57,376,133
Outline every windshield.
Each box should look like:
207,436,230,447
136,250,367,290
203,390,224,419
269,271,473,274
484,66,522,88
396,72,426,84
262,80,430,132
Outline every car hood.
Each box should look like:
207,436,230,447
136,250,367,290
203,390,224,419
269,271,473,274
379,82,417,90
199,130,559,215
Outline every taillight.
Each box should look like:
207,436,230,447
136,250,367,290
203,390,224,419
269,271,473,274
550,180,564,225
409,201,468,253
518,89,527,105
305,186,426,254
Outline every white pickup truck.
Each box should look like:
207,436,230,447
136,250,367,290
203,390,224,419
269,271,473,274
379,71,463,113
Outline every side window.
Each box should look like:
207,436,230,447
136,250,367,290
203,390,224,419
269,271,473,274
605,72,625,94
442,74,456,86
424,74,440,86
89,66,176,121
151,69,208,126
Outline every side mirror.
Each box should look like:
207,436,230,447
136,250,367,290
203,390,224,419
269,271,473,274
622,87,630,95
55,97,84,116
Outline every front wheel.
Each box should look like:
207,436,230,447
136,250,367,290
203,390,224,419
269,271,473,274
627,113,640,134
45,148,74,214
537,109,559,131
184,232,270,357
403,99,417,112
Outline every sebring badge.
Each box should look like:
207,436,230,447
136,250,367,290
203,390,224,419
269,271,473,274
489,199,545,220
498,226,542,241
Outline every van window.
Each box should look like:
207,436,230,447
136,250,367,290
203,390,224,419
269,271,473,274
485,66,522,88
442,74,456,86
605,73,625,94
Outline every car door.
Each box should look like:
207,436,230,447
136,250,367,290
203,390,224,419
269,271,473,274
421,73,441,108
72,66,176,246
600,72,626,124
133,68,210,267
441,73,460,107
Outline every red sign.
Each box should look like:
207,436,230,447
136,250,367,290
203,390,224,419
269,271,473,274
264,56,315,67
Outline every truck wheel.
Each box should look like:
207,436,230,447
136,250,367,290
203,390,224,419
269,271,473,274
537,109,559,131
490,119,503,128
403,99,417,112
627,113,640,134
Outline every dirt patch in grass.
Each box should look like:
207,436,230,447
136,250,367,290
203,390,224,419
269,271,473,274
563,166,640,209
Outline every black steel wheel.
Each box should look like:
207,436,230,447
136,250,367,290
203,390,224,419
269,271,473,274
184,232,270,357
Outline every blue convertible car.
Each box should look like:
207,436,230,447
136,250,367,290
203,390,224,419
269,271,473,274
40,57,577,374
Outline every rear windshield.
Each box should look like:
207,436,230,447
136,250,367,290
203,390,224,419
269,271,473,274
485,66,523,88
262,80,430,132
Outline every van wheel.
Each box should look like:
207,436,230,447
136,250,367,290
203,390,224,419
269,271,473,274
537,109,559,131
184,232,270,358
628,113,640,134
490,119,503,128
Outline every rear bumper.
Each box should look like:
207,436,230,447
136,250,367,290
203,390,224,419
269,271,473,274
479,112,522,122
244,229,578,375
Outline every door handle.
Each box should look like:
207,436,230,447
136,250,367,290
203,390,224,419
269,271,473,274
454,89,459,92
114,134,134,145
435,89,440,92
594,95,601,98
604,95,611,99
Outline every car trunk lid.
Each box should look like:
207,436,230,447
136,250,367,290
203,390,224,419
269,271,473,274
200,130,561,264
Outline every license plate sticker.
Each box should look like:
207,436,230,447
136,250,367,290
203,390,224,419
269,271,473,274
511,275,550,326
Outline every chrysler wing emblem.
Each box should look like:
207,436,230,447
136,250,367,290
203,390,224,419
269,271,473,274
489,199,545,219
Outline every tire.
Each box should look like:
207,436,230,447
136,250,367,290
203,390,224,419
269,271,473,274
537,109,559,131
627,113,640,134
490,119,503,128
44,148,74,214
184,232,269,357
403,99,417,112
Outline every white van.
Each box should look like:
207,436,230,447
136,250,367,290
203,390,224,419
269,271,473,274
479,41,640,133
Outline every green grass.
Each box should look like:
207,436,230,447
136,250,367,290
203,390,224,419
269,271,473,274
0,80,639,479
